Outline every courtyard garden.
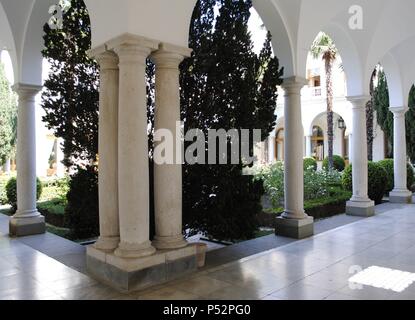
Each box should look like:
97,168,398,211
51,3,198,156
253,157,415,229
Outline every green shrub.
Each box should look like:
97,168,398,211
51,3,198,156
40,177,70,204
304,158,317,171
323,155,346,172
377,159,415,193
5,177,42,212
65,167,99,240
342,162,388,204
256,162,343,208
0,177,8,205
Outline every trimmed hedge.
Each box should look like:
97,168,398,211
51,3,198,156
323,155,346,172
304,157,317,171
377,159,415,193
342,162,388,205
259,188,352,226
5,177,43,212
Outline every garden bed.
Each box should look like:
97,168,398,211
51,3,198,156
257,190,352,228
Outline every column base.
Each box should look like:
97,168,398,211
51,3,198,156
275,215,314,239
9,214,45,237
114,241,156,259
94,236,120,252
152,235,188,250
346,200,375,217
389,190,413,204
86,243,204,293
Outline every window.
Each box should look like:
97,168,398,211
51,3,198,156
275,129,284,161
311,126,324,161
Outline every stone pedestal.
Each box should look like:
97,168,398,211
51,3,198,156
275,77,314,239
389,107,412,204
275,216,314,239
9,84,45,237
87,243,203,293
346,96,375,217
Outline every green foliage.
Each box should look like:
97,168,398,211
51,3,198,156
5,177,43,212
406,85,415,163
256,163,343,208
38,199,66,216
342,162,388,204
378,159,415,193
40,177,70,204
254,162,284,208
41,0,99,169
303,157,317,171
374,70,393,157
65,167,98,239
180,0,283,241
304,189,352,211
0,176,9,205
322,155,345,172
0,63,17,163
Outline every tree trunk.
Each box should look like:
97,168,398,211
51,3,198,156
325,56,334,170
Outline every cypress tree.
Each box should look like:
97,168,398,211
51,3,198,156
42,0,100,239
181,0,283,241
42,0,99,170
374,70,393,158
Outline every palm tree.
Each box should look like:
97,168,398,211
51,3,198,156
310,32,338,170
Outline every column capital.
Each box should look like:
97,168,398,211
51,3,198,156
390,106,409,116
89,45,118,70
12,83,42,101
106,33,159,64
151,43,192,69
346,95,370,109
281,76,308,93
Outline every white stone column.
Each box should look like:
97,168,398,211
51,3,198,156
305,134,312,158
389,107,412,203
91,47,120,251
346,96,375,216
9,84,45,236
275,77,313,239
348,133,353,164
108,35,159,258
151,43,190,250
3,158,11,175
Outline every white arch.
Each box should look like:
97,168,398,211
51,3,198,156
380,53,405,108
0,1,18,84
253,0,295,77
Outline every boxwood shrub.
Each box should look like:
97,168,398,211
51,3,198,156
5,177,43,212
303,157,317,171
342,162,387,204
377,159,415,193
323,155,346,172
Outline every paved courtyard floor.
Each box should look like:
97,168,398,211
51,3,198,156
0,201,414,300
